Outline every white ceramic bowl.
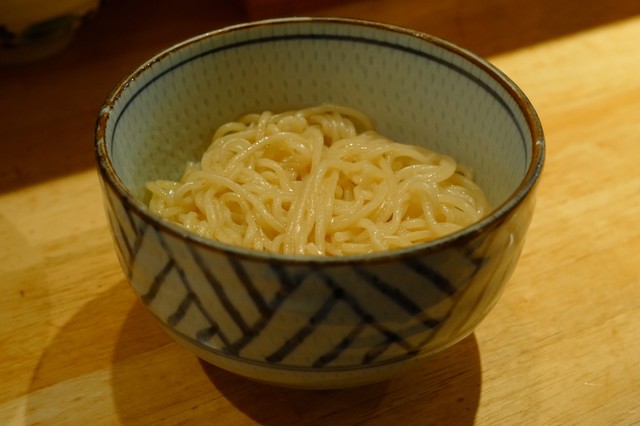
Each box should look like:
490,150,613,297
95,17,544,388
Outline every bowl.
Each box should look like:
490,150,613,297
95,17,544,389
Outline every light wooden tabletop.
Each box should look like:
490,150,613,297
2,0,639,424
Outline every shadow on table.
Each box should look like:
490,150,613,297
25,283,479,424
201,332,482,425
252,0,640,57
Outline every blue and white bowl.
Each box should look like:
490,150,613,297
95,17,544,388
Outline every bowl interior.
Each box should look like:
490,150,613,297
103,18,534,214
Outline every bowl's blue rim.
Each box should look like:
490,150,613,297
95,16,545,266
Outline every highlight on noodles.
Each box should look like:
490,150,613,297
145,104,491,255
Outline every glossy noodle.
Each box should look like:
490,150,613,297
146,105,490,255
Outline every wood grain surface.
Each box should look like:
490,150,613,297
1,0,639,424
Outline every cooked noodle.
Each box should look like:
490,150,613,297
146,104,490,255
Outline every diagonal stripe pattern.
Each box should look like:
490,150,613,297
103,182,531,372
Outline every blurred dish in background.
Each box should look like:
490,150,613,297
0,0,100,64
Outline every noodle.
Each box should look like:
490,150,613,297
146,104,490,255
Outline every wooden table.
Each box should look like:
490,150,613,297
2,0,639,424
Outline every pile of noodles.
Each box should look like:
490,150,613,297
146,104,490,255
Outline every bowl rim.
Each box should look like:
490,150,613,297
94,16,545,265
